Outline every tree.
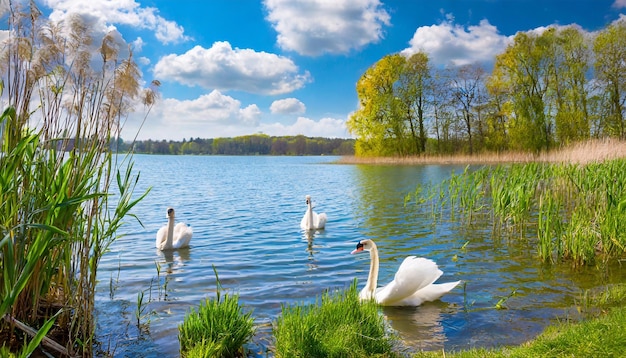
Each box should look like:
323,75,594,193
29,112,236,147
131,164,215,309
397,52,432,155
347,53,433,156
489,31,554,152
450,64,487,154
547,26,591,144
594,19,626,139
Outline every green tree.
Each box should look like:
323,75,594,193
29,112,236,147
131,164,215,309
490,31,553,152
547,26,591,144
594,19,626,139
348,53,433,156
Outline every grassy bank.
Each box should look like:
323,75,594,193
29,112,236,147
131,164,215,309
338,138,626,165
413,306,626,358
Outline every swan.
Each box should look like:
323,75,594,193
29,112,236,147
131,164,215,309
300,195,327,230
155,207,193,250
351,239,460,306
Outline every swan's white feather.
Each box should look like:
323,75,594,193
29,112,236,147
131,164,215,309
172,222,193,249
371,256,444,306
300,195,327,230
155,226,167,249
155,208,193,250
354,239,460,306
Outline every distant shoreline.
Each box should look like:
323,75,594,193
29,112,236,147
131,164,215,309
336,139,626,166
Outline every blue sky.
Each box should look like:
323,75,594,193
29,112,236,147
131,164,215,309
5,0,626,140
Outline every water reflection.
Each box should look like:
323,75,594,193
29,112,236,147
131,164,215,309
383,303,454,351
158,248,192,275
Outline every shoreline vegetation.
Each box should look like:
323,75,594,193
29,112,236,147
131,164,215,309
337,138,626,166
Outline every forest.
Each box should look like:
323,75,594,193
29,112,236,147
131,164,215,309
347,20,626,157
119,134,355,156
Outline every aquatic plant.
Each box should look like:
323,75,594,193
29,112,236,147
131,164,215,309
409,158,626,267
272,280,399,358
178,266,255,357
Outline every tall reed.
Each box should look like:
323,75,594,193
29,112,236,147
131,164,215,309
0,2,156,355
409,159,626,267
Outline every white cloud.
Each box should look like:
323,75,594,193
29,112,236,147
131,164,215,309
158,90,260,126
260,116,349,138
613,0,626,9
43,0,189,44
402,18,512,67
270,98,306,115
122,90,263,140
264,0,390,56
153,42,312,95
122,94,350,140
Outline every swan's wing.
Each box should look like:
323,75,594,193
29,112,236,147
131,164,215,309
393,281,461,306
172,222,193,249
315,212,327,229
375,256,443,306
156,225,167,249
300,212,309,230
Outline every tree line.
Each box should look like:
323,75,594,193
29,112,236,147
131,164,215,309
120,134,355,155
347,21,626,156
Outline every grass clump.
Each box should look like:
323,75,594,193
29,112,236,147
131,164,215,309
178,267,255,358
273,280,399,358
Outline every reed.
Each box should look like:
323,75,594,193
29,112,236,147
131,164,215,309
272,280,399,358
1,3,156,355
408,157,626,267
338,138,626,166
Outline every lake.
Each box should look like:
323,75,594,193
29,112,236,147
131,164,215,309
94,154,626,357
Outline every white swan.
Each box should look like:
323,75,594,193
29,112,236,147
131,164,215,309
351,239,460,306
300,195,327,230
155,207,193,250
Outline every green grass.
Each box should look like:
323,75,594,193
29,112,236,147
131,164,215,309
178,267,255,358
273,280,400,358
412,283,626,358
412,305,626,358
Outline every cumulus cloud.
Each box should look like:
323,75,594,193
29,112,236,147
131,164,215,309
613,0,626,9
270,98,306,115
43,0,189,44
401,18,512,67
264,0,390,56
260,116,349,138
153,42,312,95
123,95,349,140
156,90,261,126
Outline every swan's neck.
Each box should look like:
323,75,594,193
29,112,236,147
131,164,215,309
306,202,314,228
365,244,379,297
165,216,175,248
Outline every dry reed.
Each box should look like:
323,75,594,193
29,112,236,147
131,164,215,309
337,138,626,166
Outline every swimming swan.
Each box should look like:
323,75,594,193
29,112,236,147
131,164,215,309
351,239,460,306
155,207,193,250
300,195,327,230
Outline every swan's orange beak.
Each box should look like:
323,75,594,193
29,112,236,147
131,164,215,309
351,242,365,254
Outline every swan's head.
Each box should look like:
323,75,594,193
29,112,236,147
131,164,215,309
351,239,375,254
305,195,312,205
166,207,175,219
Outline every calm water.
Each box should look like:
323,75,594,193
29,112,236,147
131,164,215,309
95,155,626,357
